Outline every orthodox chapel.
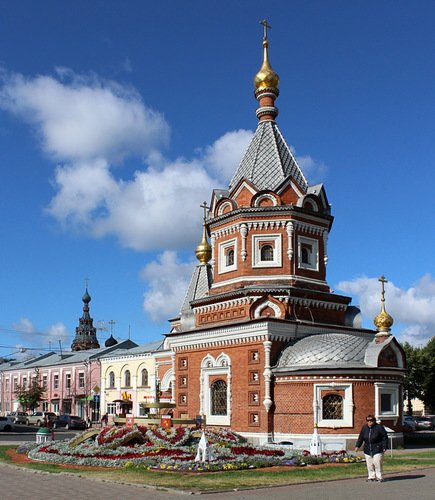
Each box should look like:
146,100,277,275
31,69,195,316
166,25,406,449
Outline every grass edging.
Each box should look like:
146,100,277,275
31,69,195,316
1,446,435,492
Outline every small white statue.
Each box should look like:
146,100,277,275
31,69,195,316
195,431,215,462
310,425,323,456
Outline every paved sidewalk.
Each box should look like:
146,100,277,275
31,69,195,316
1,461,435,499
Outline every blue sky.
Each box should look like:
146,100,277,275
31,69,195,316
1,0,434,358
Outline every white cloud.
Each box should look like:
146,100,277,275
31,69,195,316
290,146,328,185
0,69,170,162
201,129,253,183
1,69,252,252
10,317,69,351
336,274,435,345
141,251,196,321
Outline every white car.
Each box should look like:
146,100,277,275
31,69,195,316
0,416,15,432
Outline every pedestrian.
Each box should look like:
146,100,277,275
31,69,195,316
101,413,108,427
355,414,388,482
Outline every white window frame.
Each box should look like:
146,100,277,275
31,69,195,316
218,238,238,274
375,382,399,418
252,234,282,268
314,383,353,428
298,236,319,271
200,354,231,426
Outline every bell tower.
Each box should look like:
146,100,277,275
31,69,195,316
175,21,352,332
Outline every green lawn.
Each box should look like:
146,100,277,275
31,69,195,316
1,446,434,492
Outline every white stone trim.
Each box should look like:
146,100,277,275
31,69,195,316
217,201,234,216
252,234,282,268
253,300,283,319
297,235,319,271
375,382,400,421
240,223,248,261
218,238,238,274
211,273,328,289
314,383,354,428
253,193,278,207
200,353,231,426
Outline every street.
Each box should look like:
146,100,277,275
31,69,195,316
0,424,89,444
0,460,434,499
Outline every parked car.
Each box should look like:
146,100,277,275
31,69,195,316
414,416,434,431
26,411,56,426
0,416,15,432
53,415,86,430
403,416,417,431
7,411,28,424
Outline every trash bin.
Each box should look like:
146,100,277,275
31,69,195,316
36,427,50,444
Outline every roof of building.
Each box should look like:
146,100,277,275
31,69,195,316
0,339,139,371
275,333,372,371
228,120,308,193
98,340,165,359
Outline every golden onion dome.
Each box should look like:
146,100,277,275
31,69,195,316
374,307,394,332
195,223,212,265
254,38,279,91
373,275,394,332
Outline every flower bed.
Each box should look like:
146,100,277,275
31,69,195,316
24,425,362,471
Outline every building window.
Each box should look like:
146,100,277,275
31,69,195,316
107,403,116,415
260,244,274,261
65,374,71,389
226,248,235,266
249,350,260,364
375,383,399,418
252,234,282,268
78,373,85,389
124,370,131,387
108,371,115,389
218,238,238,274
315,384,353,427
179,376,187,388
179,394,187,405
322,394,343,420
141,369,149,386
53,374,59,389
179,358,188,369
22,377,27,389
42,375,47,389
298,236,319,271
211,380,227,416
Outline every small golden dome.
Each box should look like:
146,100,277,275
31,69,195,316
374,308,394,332
374,275,394,332
254,38,279,91
195,223,211,265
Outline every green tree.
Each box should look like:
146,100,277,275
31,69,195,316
14,368,46,411
420,337,435,413
401,342,426,414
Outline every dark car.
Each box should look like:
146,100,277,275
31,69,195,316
414,416,434,431
53,415,86,430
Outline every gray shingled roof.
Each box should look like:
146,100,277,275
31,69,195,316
229,120,308,193
180,264,213,314
275,333,371,370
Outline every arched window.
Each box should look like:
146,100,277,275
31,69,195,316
124,370,131,387
226,248,234,267
260,244,274,261
322,394,343,420
108,371,115,389
211,379,227,415
141,368,149,386
301,243,312,264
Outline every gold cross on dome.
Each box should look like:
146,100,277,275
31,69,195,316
378,275,388,302
260,19,272,40
84,277,89,289
200,201,209,222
